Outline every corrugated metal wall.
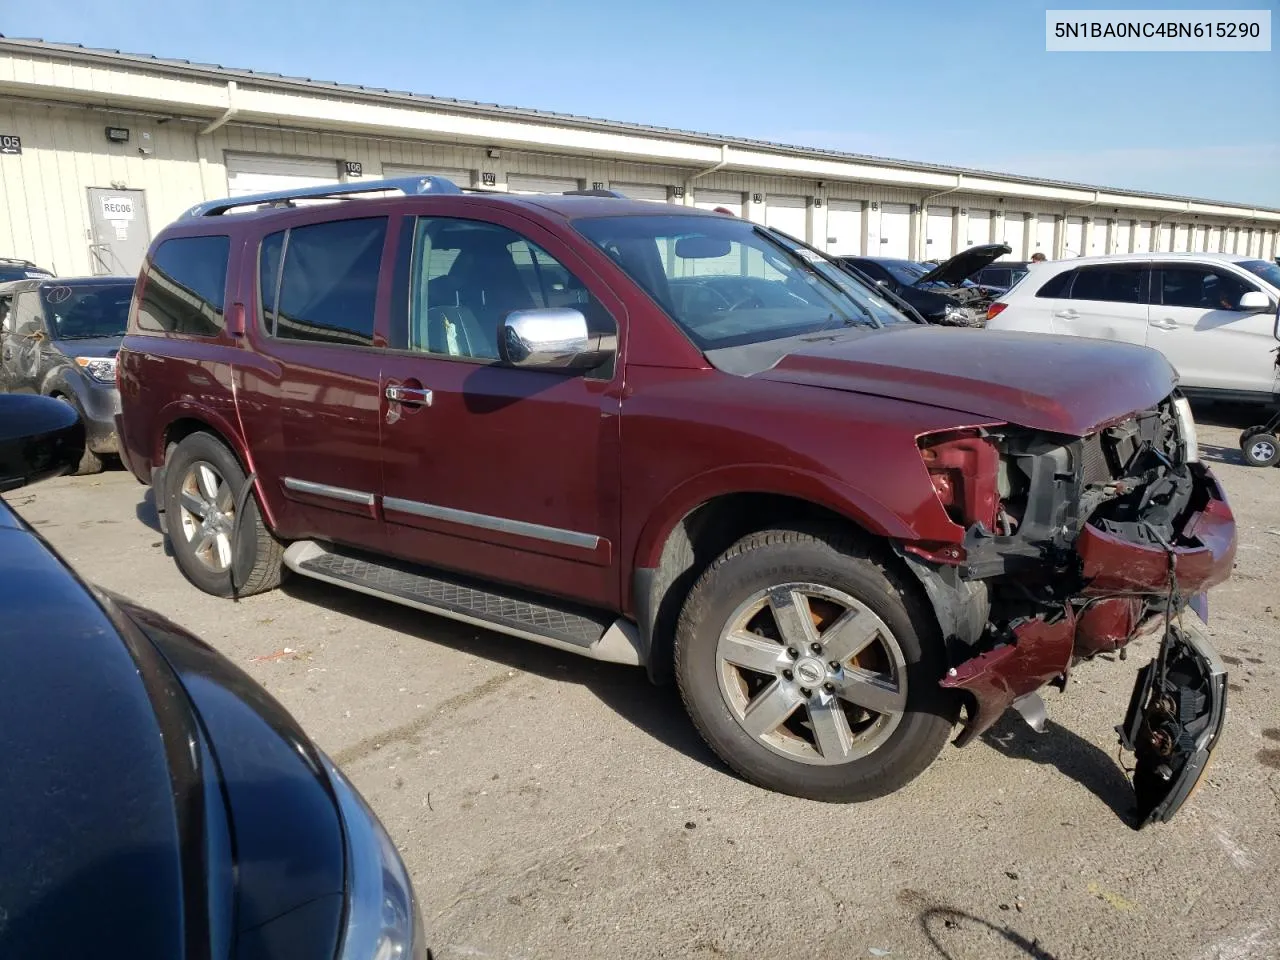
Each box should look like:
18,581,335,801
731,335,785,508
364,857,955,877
1,100,1276,275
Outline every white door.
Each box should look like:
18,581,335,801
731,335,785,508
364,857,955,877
1207,227,1222,252
1089,219,1110,255
1001,214,1026,259
1191,224,1208,251
1147,261,1280,395
925,208,954,260
1133,221,1152,253
877,203,912,258
1265,230,1277,261
766,195,808,241
1224,227,1239,253
225,154,339,196
1033,216,1056,258
381,164,471,190
965,209,992,249
1156,223,1174,252
1174,223,1190,252
695,190,743,217
1056,262,1151,346
613,183,669,204
1064,217,1085,257
507,174,579,195
826,200,863,255
1115,219,1133,253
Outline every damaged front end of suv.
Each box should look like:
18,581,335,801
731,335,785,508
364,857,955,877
902,393,1235,826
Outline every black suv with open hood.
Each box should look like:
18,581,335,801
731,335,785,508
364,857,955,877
839,242,1011,326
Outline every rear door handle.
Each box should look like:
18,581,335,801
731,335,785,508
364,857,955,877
385,384,433,406
1150,318,1178,330
1053,309,1079,320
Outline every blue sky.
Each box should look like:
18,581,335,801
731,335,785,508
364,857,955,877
7,0,1279,205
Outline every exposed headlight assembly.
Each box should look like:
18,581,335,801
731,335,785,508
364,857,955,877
943,303,975,326
1173,395,1200,463
74,356,117,384
325,756,429,960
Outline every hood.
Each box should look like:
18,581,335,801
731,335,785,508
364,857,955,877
916,243,1012,287
52,335,121,358
0,519,184,959
754,326,1176,436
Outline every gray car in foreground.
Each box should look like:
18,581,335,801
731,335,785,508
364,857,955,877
0,276,133,473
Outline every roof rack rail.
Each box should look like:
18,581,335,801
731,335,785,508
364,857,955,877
562,188,627,198
180,175,462,218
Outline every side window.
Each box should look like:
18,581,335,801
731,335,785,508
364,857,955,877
0,295,11,331
1160,266,1255,310
11,292,46,336
1035,269,1075,298
268,217,387,347
1068,265,1148,304
402,217,615,372
136,236,230,336
981,268,1011,288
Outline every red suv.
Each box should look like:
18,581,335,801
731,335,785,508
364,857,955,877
117,178,1235,822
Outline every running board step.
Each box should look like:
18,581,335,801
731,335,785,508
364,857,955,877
282,541,643,666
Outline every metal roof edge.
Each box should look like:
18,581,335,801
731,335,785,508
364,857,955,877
1,37,1277,216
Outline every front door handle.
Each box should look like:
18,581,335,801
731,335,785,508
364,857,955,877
385,384,433,406
1053,309,1079,320
1150,318,1178,330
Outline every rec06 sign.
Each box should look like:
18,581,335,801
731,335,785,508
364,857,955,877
100,196,136,221
0,134,21,155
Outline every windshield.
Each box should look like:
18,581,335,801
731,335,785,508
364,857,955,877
40,282,134,339
1240,259,1280,290
573,215,909,349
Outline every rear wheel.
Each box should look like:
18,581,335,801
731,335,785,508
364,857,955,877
1240,427,1280,467
162,432,285,597
675,527,955,802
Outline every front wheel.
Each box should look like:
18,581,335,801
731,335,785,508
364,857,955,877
674,527,956,802
53,394,103,475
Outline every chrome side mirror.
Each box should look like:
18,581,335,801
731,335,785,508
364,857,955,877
498,308,610,371
1238,290,1271,313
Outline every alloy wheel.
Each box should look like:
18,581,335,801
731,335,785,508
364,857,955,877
715,582,907,766
177,461,237,573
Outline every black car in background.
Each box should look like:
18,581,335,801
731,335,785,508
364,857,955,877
972,260,1031,294
0,257,54,282
839,242,1012,326
0,276,134,473
0,394,429,960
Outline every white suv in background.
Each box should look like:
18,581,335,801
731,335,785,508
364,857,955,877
987,253,1280,403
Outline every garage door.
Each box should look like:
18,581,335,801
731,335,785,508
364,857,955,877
225,155,340,197
965,209,992,248
1133,222,1152,254
507,174,580,195
1191,224,1207,251
826,200,863,255
1064,217,1084,257
1001,214,1026,260
613,183,669,204
1089,220,1110,255
1173,223,1190,252
1033,216,1055,258
1114,219,1133,253
1207,226,1222,252
877,203,912,258
925,208,954,260
382,164,471,190
695,190,743,217
1265,230,1277,260
766,195,808,241
1155,222,1174,252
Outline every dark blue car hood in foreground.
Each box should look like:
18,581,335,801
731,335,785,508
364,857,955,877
0,506,345,959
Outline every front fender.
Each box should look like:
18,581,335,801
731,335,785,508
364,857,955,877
631,463,917,573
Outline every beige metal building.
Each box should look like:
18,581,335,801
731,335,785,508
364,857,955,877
1,36,1277,278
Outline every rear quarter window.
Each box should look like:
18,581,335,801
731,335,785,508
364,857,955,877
1035,269,1075,298
136,235,230,337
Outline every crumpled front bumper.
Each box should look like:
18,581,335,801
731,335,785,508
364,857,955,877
943,462,1236,746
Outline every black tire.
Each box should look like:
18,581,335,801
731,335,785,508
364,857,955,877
52,394,103,475
675,526,956,802
162,432,286,597
1240,427,1280,467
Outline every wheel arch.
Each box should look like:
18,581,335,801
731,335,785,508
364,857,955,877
633,482,915,685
